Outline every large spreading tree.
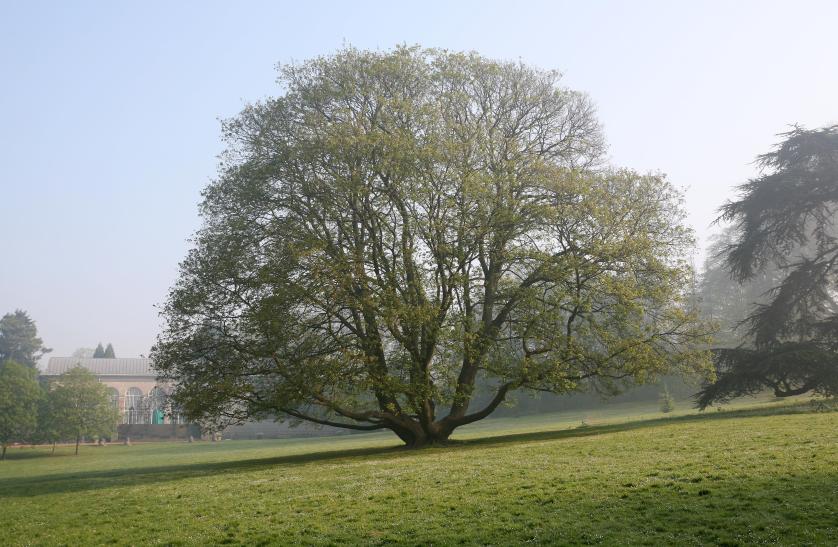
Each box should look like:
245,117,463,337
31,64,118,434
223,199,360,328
697,125,838,408
153,47,711,447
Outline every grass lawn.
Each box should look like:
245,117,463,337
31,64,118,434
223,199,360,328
1,400,836,545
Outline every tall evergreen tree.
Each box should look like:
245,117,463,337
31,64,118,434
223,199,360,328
0,310,51,369
103,343,116,358
697,125,838,408
92,343,106,358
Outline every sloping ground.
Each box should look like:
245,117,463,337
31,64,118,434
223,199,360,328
0,402,835,545
222,418,355,440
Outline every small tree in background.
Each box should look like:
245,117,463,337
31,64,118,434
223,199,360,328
697,227,784,348
0,310,51,370
71,348,95,359
660,384,675,413
47,367,119,455
92,343,106,358
35,387,64,454
0,361,42,460
103,343,116,358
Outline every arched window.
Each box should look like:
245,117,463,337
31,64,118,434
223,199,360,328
149,386,167,424
169,404,185,425
126,387,142,424
108,388,120,410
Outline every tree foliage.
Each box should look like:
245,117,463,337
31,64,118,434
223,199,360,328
46,367,119,454
659,383,675,413
34,387,63,453
0,310,51,369
697,226,784,347
103,343,116,358
71,348,95,359
153,47,711,447
697,125,838,408
0,361,42,459
93,343,106,358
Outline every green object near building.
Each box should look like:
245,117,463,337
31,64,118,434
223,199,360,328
153,409,164,424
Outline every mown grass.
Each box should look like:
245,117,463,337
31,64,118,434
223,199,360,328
1,400,836,546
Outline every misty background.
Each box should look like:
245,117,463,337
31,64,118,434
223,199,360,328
1,0,837,365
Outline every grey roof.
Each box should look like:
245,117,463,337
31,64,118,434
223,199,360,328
45,357,156,377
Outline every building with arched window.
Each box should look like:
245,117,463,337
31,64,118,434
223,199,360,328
43,357,188,427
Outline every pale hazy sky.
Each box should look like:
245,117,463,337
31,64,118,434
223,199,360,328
2,0,837,365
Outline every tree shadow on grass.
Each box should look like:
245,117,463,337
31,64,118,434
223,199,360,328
0,403,827,498
0,444,406,498
0,449,57,461
458,402,827,449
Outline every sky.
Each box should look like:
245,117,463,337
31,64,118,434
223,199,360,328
1,0,837,366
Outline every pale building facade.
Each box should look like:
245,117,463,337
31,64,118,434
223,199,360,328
43,357,185,424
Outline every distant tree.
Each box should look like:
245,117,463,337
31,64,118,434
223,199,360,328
71,348,95,359
34,387,62,454
697,125,838,408
697,226,784,347
92,343,106,358
47,367,119,455
0,310,51,369
153,47,712,447
0,361,42,460
659,384,675,413
103,343,116,358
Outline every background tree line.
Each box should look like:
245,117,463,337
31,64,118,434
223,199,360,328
0,310,118,459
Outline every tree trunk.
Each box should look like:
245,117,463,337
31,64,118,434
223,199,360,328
393,423,453,449
415,431,453,448
51,441,56,455
1,444,6,460
395,382,514,447
75,435,80,456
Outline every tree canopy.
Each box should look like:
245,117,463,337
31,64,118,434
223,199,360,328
697,226,784,348
45,367,119,454
697,125,838,408
93,343,106,358
153,47,711,447
0,360,42,459
103,343,116,358
34,388,63,453
71,348,96,359
0,310,51,369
